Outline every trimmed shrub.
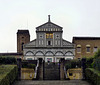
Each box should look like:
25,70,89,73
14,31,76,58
86,57,94,68
85,68,100,85
0,65,18,85
71,59,81,68
28,64,36,69
0,56,17,64
22,63,36,69
65,63,71,70
93,58,100,71
94,49,100,59
65,59,81,70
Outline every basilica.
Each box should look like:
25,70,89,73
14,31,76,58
15,15,100,61
17,15,75,62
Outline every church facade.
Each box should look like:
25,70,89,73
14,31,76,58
17,16,75,62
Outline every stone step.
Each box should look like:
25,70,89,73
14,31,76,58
44,62,60,80
13,80,91,85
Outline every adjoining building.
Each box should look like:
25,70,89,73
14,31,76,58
17,15,75,62
72,37,100,59
17,30,30,53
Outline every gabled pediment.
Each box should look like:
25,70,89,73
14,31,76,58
37,22,62,29
36,21,63,32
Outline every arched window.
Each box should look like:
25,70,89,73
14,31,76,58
48,41,51,45
77,45,81,53
35,51,44,56
86,45,90,53
21,42,24,51
55,51,64,56
65,51,74,56
22,37,24,39
26,51,34,56
94,46,98,53
45,51,54,56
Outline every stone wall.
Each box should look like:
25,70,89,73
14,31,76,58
17,30,30,53
73,38,100,58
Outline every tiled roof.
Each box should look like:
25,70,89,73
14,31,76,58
73,37,100,40
72,37,100,43
17,30,30,34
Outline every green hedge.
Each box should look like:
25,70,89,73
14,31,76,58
65,59,81,70
22,63,36,69
0,65,18,85
93,58,100,71
0,56,17,64
86,57,94,68
85,68,100,85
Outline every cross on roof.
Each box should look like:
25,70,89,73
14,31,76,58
48,15,51,22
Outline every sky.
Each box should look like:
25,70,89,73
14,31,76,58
0,0,100,52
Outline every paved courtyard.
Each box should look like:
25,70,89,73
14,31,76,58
13,80,91,85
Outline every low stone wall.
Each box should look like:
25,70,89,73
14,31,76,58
67,68,82,79
21,68,35,80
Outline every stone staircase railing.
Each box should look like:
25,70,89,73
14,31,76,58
34,60,39,79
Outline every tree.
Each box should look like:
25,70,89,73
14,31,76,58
94,49,100,59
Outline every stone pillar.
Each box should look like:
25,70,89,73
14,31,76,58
43,60,45,80
17,58,22,80
60,58,65,80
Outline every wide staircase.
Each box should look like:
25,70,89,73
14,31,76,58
44,62,60,80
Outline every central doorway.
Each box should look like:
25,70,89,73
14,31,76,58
45,57,53,62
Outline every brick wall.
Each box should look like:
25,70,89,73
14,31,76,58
73,37,100,58
17,30,30,53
